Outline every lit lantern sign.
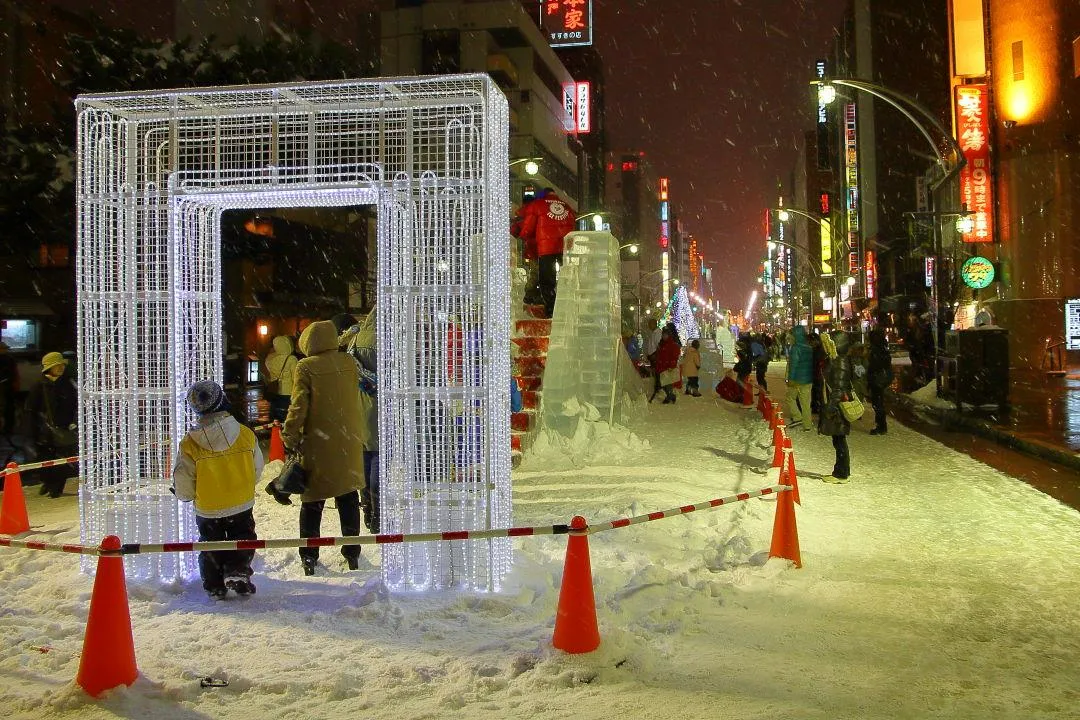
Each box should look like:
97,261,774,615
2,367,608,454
961,256,995,289
540,0,594,47
956,84,993,243
925,257,935,288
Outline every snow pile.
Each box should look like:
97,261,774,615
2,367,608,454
525,396,650,470
2,378,1080,719
908,379,954,408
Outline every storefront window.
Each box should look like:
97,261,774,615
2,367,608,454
1,319,39,350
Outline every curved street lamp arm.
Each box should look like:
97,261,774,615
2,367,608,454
813,78,966,187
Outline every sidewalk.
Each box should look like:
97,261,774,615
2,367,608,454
891,360,1080,473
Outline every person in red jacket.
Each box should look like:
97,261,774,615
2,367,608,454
652,326,683,404
518,188,576,317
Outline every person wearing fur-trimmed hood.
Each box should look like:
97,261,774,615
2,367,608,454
818,332,854,484
282,320,366,575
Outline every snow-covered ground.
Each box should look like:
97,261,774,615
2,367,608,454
3,370,1080,719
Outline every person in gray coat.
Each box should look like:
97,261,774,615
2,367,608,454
819,332,853,484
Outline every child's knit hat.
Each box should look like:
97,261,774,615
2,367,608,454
187,380,230,415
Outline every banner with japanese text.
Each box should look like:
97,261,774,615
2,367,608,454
955,84,993,243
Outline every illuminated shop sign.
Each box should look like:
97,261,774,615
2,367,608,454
960,256,995,289
925,257,935,288
562,81,592,135
1066,298,1080,351
820,218,833,275
659,177,670,249
865,250,877,300
844,103,861,288
576,81,591,133
540,0,594,47
955,84,993,243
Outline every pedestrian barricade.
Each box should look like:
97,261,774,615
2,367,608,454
2,471,801,695
1,401,808,696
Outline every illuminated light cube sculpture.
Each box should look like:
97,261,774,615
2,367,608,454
75,75,512,589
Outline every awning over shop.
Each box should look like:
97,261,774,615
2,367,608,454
0,300,55,317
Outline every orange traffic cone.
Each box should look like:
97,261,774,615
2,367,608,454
771,422,785,468
769,487,802,568
742,380,754,408
782,436,801,505
0,463,30,535
77,536,138,697
269,424,286,463
552,516,600,654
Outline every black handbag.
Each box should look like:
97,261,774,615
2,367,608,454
275,455,308,495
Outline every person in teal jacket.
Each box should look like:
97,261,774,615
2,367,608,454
784,325,814,429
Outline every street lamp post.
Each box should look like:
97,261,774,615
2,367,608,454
773,206,845,328
812,77,967,394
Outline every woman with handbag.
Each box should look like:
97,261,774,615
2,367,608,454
818,332,855,484
25,352,78,498
281,320,366,575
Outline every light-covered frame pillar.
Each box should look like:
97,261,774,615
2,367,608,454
75,75,511,590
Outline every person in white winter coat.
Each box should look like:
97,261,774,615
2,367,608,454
263,335,299,422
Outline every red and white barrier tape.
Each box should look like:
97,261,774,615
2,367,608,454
0,537,102,556
117,523,572,555
586,485,789,534
0,455,81,477
1,484,793,556
0,422,282,478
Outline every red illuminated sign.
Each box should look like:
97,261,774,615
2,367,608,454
955,84,993,243
820,192,830,215
540,0,594,48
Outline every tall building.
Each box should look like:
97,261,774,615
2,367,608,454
381,0,584,209
949,0,1080,367
822,0,952,328
604,151,664,330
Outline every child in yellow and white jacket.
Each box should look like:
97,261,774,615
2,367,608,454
173,380,264,600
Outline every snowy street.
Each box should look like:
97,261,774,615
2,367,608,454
2,385,1080,719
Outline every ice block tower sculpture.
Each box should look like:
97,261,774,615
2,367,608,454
75,75,511,589
542,231,646,434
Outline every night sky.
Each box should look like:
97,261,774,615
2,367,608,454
591,0,849,311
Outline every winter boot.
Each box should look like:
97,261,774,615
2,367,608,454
207,587,228,601
225,576,256,595
822,475,850,484
301,557,317,576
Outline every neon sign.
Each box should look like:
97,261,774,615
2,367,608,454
961,256,995,289
956,85,993,243
540,0,594,47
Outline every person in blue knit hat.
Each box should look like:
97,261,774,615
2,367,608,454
173,380,264,599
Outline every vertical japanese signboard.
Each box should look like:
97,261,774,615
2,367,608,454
1066,298,1080,351
561,81,592,135
659,178,670,249
575,81,591,134
865,250,877,300
955,84,993,242
540,0,594,48
844,104,861,279
815,60,831,170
